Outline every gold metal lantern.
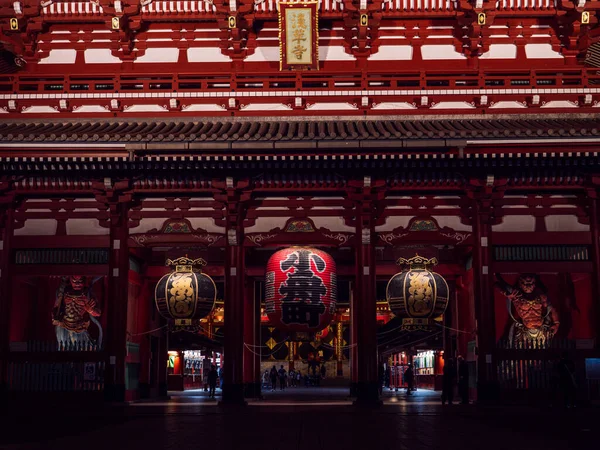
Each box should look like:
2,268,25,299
154,257,216,326
386,255,449,331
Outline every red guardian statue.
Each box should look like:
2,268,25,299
495,274,560,348
52,276,103,349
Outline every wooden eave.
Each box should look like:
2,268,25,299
0,116,599,148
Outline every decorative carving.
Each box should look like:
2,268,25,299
247,233,278,246
379,217,471,246
439,231,471,244
163,221,192,234
191,234,220,245
409,219,437,232
285,219,314,232
166,256,207,268
130,219,222,247
131,235,148,246
246,218,351,247
323,233,350,245
379,232,409,245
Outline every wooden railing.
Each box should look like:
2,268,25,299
496,358,553,390
10,340,103,352
2,68,599,97
7,361,105,392
496,338,576,350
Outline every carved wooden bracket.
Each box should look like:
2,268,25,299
129,218,224,247
378,216,473,247
245,217,355,247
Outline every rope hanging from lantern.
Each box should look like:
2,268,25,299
377,323,409,336
320,342,357,350
243,340,289,349
127,324,168,337
378,330,441,349
436,322,475,335
243,338,290,357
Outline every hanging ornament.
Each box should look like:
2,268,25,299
386,255,449,331
154,257,216,326
265,247,336,333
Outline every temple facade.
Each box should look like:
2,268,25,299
0,0,599,405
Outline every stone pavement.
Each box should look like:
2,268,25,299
1,388,595,450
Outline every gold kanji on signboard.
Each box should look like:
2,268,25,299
279,2,319,71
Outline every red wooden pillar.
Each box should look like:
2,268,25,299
471,197,496,402
350,282,359,394
105,202,130,402
136,278,151,398
222,230,246,404
354,214,379,405
0,206,14,398
587,188,600,346
243,279,261,397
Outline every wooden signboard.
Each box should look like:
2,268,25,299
279,1,319,71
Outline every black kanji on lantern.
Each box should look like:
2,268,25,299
279,249,326,327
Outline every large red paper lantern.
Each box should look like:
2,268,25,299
265,247,336,333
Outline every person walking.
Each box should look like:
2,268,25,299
207,365,218,399
385,364,391,390
269,365,278,392
278,365,287,391
296,370,302,386
378,363,385,396
404,363,414,396
457,356,469,404
441,358,456,405
289,369,296,387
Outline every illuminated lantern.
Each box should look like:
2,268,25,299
265,247,337,333
155,257,216,326
386,255,449,331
